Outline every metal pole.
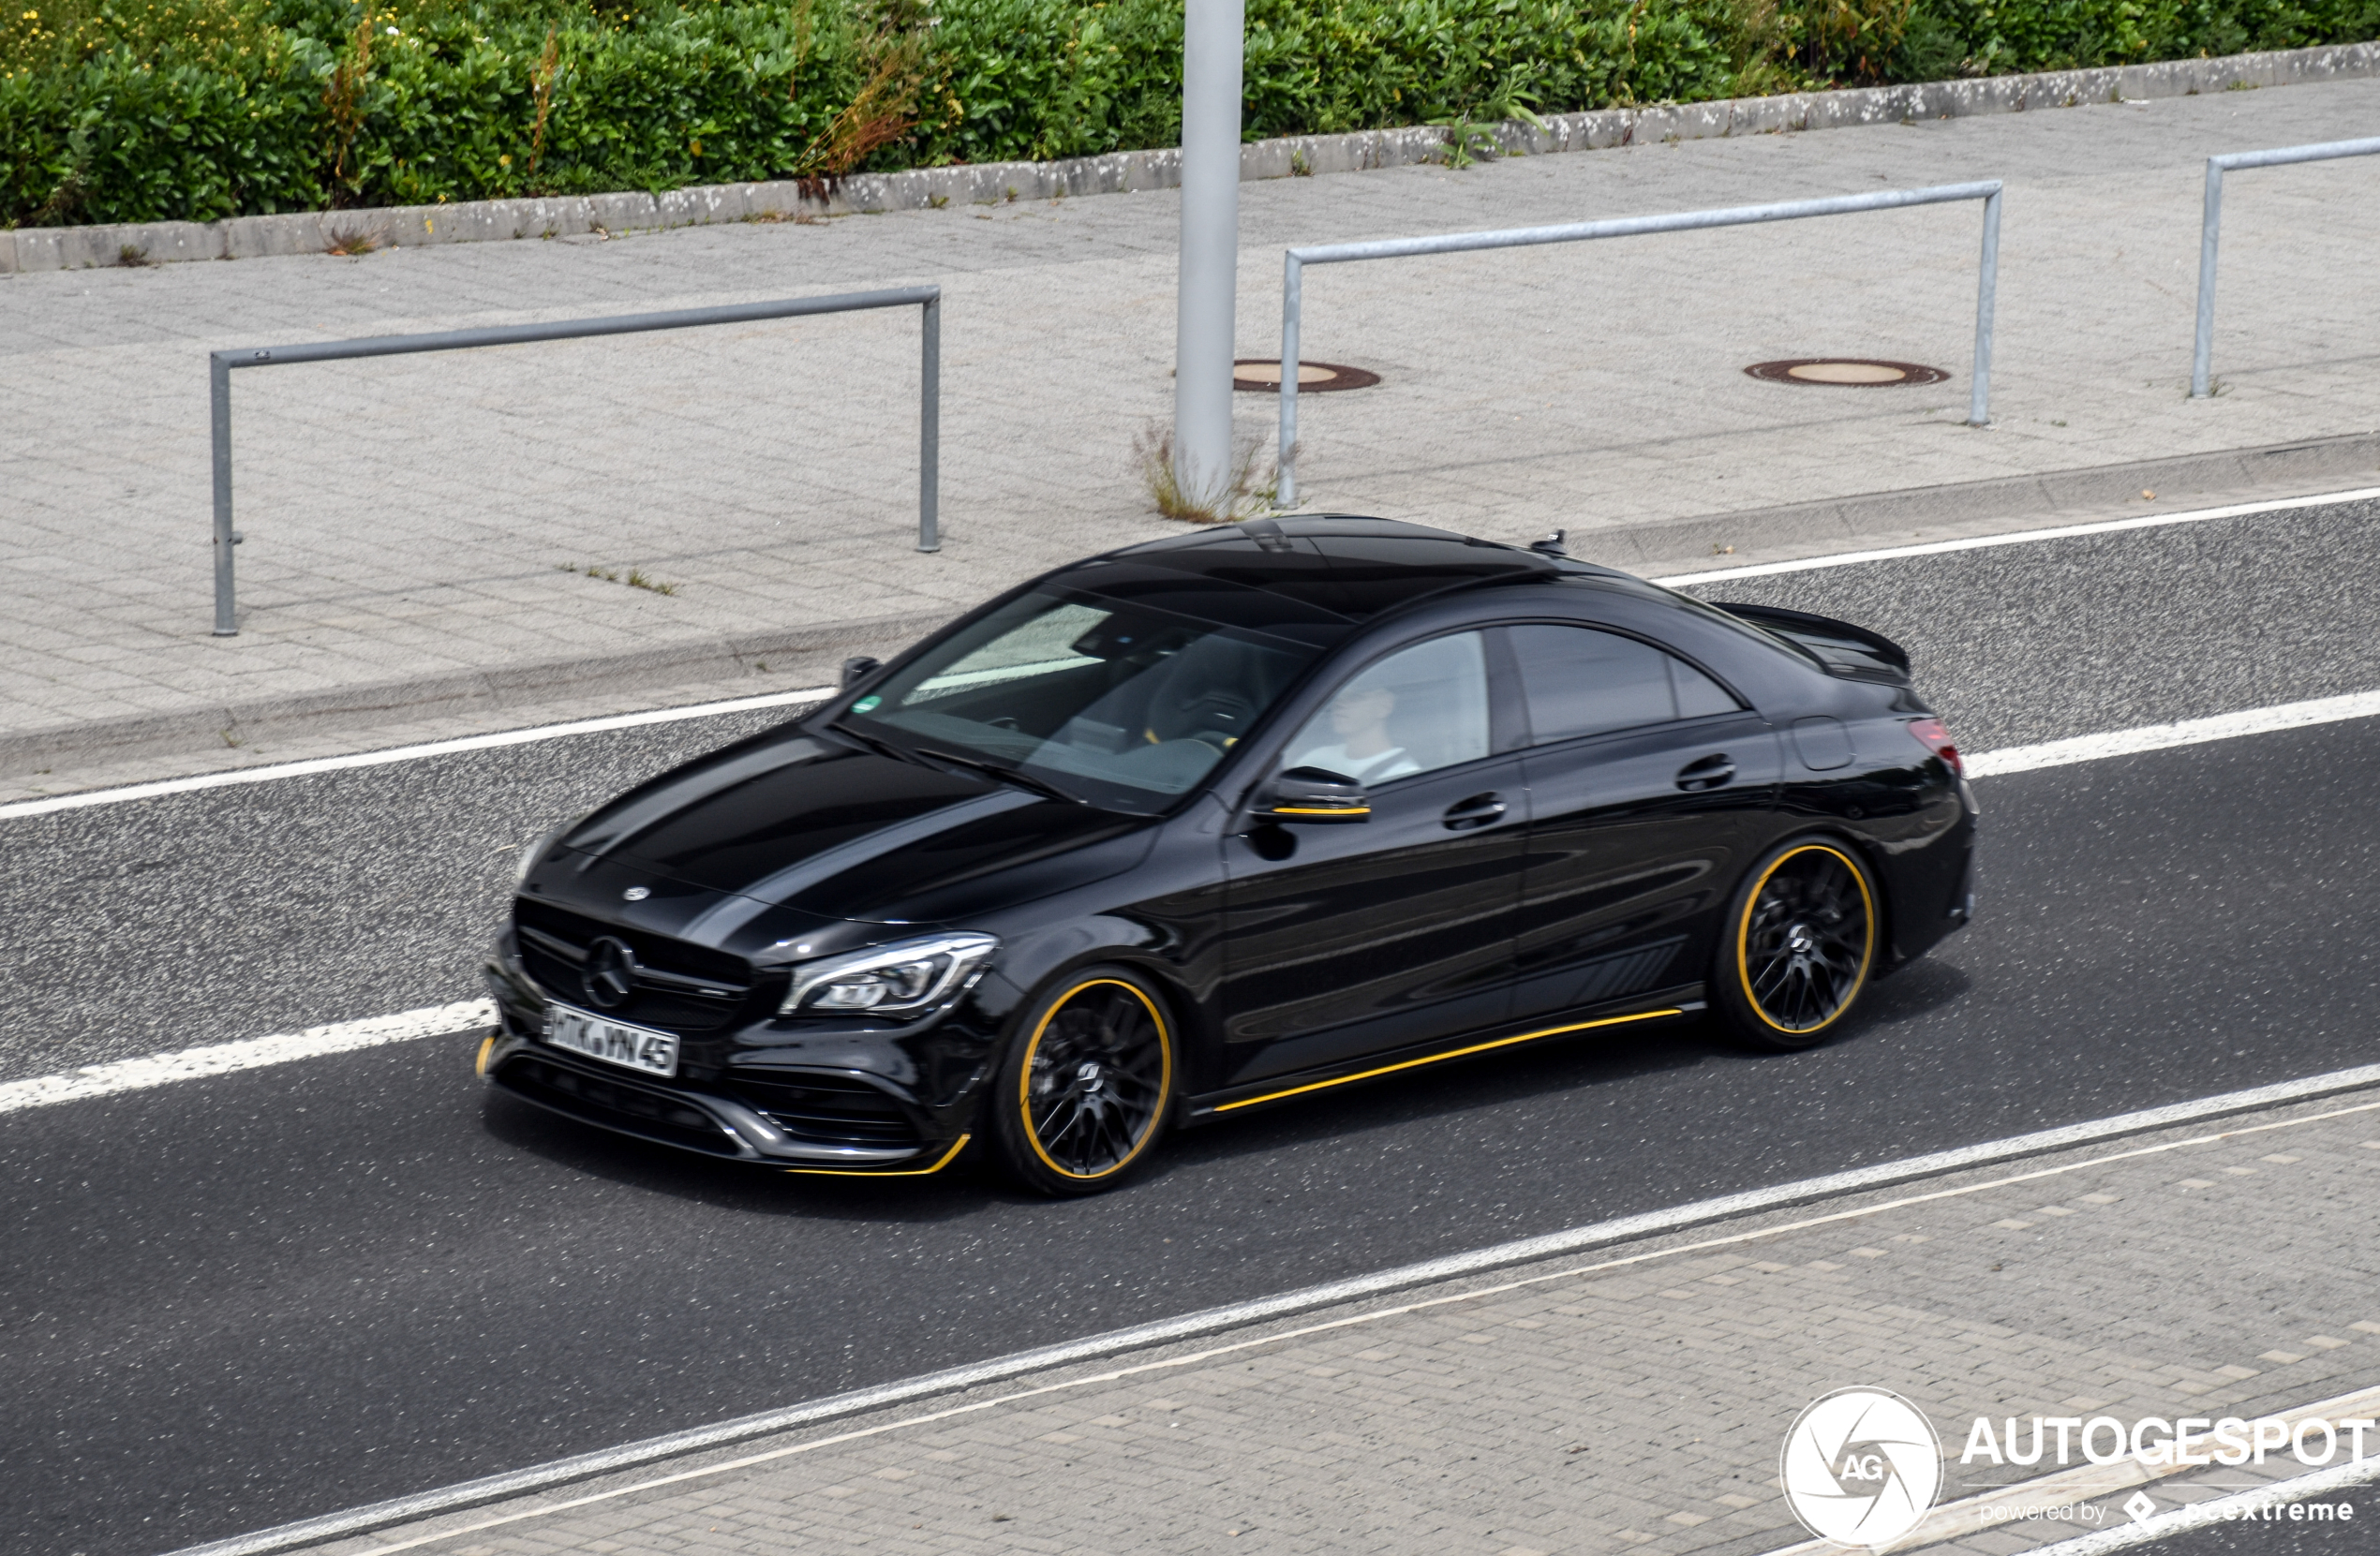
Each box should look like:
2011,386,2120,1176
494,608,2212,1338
1174,0,1243,514
1968,186,2001,427
210,352,238,636
918,295,941,553
1276,253,1302,508
2192,158,2225,399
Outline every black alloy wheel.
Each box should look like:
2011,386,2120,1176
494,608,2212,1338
992,969,1175,1195
1715,839,1878,1050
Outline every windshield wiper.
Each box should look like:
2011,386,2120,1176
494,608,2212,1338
830,719,925,767
915,747,1084,806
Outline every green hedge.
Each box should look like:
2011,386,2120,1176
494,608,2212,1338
6,0,2376,227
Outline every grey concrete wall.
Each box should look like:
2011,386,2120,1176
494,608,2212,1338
5,40,2373,274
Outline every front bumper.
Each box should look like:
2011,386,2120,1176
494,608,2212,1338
480,952,984,1174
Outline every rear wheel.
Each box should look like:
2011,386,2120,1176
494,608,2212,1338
991,968,1175,1196
1715,838,1878,1051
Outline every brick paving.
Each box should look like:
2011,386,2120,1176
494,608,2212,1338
6,78,2380,778
301,1091,2380,1556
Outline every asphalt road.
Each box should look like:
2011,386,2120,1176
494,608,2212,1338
6,497,2379,1556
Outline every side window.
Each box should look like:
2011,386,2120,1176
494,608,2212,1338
1510,625,1739,744
1284,631,1490,785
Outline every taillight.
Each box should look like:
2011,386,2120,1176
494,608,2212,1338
1907,718,1962,778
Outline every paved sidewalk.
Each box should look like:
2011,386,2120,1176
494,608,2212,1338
282,1089,2380,1556
7,77,2380,781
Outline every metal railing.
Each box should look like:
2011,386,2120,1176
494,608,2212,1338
2192,137,2380,399
1273,183,2003,508
208,286,942,637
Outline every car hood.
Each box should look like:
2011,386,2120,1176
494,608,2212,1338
548,729,1156,931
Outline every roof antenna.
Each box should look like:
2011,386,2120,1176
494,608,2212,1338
1527,528,1569,558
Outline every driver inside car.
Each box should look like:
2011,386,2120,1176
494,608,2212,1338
1287,682,1420,785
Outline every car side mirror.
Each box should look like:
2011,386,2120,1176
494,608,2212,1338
1256,765,1370,823
840,656,883,689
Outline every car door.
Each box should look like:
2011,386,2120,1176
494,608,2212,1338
1220,630,1529,1085
1507,623,1783,1022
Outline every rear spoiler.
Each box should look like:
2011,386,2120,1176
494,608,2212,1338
1712,601,1913,684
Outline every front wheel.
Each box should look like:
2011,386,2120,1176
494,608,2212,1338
990,967,1176,1196
1714,838,1879,1051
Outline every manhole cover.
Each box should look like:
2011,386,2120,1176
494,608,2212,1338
1745,358,1951,387
1233,359,1381,393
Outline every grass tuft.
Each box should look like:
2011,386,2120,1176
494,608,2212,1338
562,561,681,596
1133,423,1279,526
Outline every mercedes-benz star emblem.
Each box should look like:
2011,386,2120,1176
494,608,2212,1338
582,937,638,1011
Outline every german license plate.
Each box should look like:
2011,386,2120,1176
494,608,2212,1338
543,1003,678,1077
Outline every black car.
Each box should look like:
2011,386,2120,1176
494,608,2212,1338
480,515,1973,1195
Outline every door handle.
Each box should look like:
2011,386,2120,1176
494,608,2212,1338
1443,793,1509,831
1675,754,1735,792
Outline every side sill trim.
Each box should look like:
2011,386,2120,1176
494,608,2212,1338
784,1133,972,1178
1207,1006,1688,1116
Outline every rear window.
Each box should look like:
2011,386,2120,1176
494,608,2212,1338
1509,625,1739,744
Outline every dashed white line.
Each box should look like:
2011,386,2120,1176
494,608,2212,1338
1966,688,2380,777
0,1000,495,1116
0,686,834,822
1649,483,2380,586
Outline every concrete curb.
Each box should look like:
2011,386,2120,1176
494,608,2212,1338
7,432,2375,781
6,42,2374,274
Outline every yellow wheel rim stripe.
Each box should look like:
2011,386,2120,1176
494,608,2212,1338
1734,842,1875,1035
1018,978,1173,1181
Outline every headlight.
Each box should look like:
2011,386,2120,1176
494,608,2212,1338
513,823,569,890
781,933,998,1017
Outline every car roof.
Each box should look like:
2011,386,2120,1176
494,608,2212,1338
1048,515,1618,631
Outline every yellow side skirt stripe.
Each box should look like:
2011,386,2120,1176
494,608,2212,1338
784,1133,972,1178
1212,1008,1684,1114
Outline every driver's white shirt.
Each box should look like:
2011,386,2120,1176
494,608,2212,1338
1297,743,1420,784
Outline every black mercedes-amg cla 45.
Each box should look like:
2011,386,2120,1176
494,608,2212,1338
480,516,1974,1194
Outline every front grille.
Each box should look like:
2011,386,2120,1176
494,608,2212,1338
728,1074,924,1150
498,1055,743,1156
513,899,752,1031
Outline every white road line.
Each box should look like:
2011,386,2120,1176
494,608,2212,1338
0,686,834,822
1649,483,2380,586
0,1000,494,1116
167,1066,2380,1556
8,684,2380,1118
7,482,2377,827
1966,688,2380,777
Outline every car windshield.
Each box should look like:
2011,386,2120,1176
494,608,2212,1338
835,589,1327,813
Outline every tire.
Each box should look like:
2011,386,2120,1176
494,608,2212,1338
990,966,1177,1196
1713,837,1880,1051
